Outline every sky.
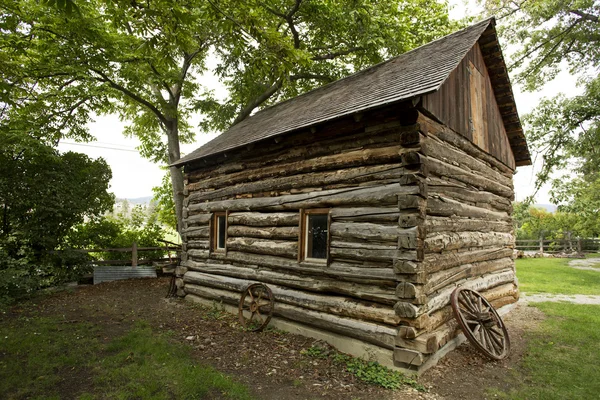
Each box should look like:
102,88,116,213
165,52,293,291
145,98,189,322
57,1,582,204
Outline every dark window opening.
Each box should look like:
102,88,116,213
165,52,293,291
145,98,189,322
305,213,328,260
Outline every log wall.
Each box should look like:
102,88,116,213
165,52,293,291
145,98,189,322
178,103,518,372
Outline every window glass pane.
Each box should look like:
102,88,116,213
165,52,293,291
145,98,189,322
217,215,226,249
307,214,328,259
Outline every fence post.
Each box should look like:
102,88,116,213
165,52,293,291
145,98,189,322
539,233,544,254
577,237,582,254
132,242,138,267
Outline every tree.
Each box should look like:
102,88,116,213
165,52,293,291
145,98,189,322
0,131,114,254
483,0,600,211
2,0,458,233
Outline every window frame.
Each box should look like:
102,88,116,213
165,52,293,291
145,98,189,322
212,211,228,252
299,208,331,264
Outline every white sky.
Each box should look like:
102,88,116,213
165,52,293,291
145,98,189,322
57,1,582,204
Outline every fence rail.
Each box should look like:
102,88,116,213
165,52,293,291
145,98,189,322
63,240,181,268
515,238,600,254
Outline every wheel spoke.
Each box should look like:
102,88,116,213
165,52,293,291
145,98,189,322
459,297,478,315
486,327,504,352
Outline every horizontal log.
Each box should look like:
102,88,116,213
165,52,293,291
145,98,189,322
422,135,513,188
186,240,210,250
227,237,298,258
427,182,512,213
427,196,511,222
183,213,212,228
395,319,459,354
417,112,514,175
203,251,399,284
330,207,401,223
420,247,515,275
187,162,411,203
227,225,299,240
189,284,397,349
425,232,513,253
186,183,417,213
228,212,299,227
393,348,425,366
187,249,209,260
186,125,404,184
425,257,514,295
181,226,210,240
183,261,398,305
394,269,516,318
427,156,514,199
183,272,400,325
331,222,419,243
424,216,513,234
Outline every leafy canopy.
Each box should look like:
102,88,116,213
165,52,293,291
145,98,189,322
2,0,459,230
484,0,600,213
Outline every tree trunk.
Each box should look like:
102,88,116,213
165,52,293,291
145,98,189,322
166,119,184,235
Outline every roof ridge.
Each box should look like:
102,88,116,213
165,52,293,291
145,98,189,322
234,18,494,127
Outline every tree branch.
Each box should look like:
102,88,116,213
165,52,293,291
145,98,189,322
290,73,332,82
88,68,167,125
231,78,283,126
312,47,366,61
569,9,599,23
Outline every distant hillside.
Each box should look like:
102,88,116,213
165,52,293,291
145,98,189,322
534,204,558,213
115,196,153,205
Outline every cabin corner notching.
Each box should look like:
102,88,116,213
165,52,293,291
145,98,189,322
173,18,531,373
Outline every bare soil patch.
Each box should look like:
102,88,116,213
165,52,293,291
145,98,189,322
3,278,538,399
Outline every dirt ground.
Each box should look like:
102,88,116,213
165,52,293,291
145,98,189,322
3,278,542,400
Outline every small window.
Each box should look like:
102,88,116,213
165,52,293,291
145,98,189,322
213,212,227,251
301,210,330,262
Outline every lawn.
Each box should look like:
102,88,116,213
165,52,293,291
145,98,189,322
489,302,600,400
515,257,600,295
0,316,254,400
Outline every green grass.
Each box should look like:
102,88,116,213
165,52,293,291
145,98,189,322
515,257,600,295
585,252,600,259
0,317,254,400
489,303,600,399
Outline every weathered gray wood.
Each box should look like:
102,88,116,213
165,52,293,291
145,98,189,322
227,225,299,240
186,183,418,213
187,249,209,260
330,207,400,223
421,247,514,274
228,212,299,227
227,237,298,258
427,196,511,222
187,130,406,191
181,226,210,239
183,260,398,304
183,213,212,227
394,348,425,366
425,216,513,234
427,181,513,213
197,251,399,284
186,240,210,250
331,222,418,243
425,232,513,253
187,162,410,203
427,156,514,198
185,284,397,349
183,272,400,325
417,112,514,175
422,135,513,188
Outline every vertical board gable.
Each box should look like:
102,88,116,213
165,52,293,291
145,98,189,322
422,43,516,170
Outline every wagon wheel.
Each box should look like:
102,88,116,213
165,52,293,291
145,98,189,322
238,283,274,332
451,287,510,360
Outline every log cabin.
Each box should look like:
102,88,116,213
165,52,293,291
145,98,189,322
172,18,531,373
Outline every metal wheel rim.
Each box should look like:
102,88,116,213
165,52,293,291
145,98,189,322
238,283,274,332
451,287,510,360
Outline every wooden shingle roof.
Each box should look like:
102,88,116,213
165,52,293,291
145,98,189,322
176,18,530,167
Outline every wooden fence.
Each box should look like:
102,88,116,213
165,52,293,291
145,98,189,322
72,240,181,268
515,238,600,254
